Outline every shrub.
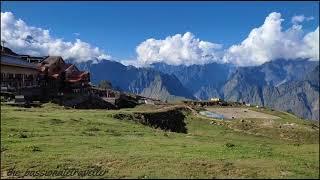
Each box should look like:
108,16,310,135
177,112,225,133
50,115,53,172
18,132,28,138
225,143,235,148
29,145,41,152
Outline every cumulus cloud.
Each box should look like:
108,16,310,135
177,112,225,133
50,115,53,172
135,12,318,67
2,11,318,67
1,12,111,63
291,15,314,24
224,12,319,66
136,32,225,66
299,26,319,61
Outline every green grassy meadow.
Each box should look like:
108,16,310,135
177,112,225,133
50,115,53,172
1,103,319,179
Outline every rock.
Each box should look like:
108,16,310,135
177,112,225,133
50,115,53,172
114,107,188,133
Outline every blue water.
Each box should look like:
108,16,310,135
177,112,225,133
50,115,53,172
199,111,224,120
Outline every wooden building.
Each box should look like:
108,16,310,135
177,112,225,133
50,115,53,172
38,56,90,93
1,46,90,98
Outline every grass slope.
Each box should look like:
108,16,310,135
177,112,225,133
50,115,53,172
1,103,319,179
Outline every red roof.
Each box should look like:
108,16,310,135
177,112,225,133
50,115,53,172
38,56,89,83
67,71,89,83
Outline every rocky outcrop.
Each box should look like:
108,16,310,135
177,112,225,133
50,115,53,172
112,106,191,133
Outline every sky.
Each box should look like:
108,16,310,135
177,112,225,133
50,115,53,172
1,1,319,66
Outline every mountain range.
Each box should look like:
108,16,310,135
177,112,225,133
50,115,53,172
75,60,194,101
75,59,319,121
222,60,319,121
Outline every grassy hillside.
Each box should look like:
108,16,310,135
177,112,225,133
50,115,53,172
1,103,319,179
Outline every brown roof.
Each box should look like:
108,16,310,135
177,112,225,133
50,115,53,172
38,56,65,74
41,56,65,66
65,64,79,73
38,56,90,83
67,71,89,83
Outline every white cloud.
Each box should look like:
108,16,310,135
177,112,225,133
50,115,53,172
291,15,314,24
120,59,143,67
73,32,80,36
2,11,318,67
136,32,225,66
299,27,319,61
223,12,319,66
135,12,318,67
1,12,111,63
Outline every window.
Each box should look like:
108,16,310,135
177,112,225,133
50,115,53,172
15,74,22,80
1,73,6,80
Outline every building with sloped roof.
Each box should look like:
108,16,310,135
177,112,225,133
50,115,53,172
38,56,90,93
1,54,39,90
1,47,90,95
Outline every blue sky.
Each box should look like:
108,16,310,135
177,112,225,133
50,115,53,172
1,1,319,65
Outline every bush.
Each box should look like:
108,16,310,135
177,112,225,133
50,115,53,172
18,132,28,138
29,145,41,152
225,143,235,148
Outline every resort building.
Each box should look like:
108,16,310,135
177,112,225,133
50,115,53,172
1,54,39,90
1,46,90,95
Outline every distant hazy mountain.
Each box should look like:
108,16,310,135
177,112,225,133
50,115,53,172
258,59,318,86
304,65,319,87
75,60,195,101
151,59,319,120
151,62,235,100
140,74,193,101
223,60,319,120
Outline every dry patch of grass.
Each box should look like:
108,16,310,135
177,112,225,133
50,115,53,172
206,107,280,119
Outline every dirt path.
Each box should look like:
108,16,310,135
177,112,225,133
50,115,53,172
205,107,280,119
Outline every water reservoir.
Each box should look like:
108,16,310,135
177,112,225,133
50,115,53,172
199,111,224,120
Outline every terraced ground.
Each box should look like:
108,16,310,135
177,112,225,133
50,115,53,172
1,103,319,179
